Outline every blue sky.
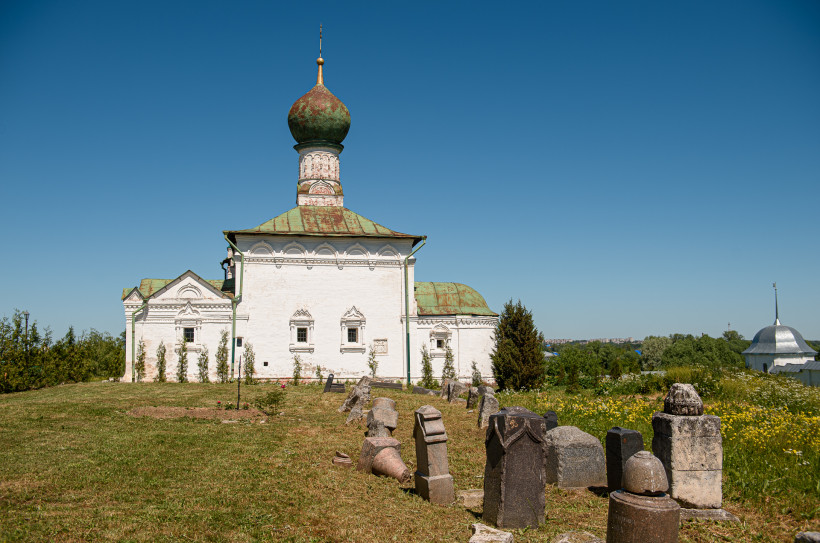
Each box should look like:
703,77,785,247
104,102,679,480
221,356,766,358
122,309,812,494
1,0,818,342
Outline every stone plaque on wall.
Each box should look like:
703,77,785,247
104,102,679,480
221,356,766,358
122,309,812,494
373,338,388,355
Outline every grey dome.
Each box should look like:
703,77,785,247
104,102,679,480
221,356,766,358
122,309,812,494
742,320,817,356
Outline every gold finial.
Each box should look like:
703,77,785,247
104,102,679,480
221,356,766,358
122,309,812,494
316,23,324,85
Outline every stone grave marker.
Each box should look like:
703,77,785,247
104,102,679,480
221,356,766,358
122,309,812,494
544,426,606,489
606,451,680,543
413,405,455,504
543,410,558,431
338,376,372,413
606,427,644,491
372,380,403,390
413,386,438,396
652,384,722,509
467,387,480,409
483,407,547,529
448,381,469,403
477,393,500,429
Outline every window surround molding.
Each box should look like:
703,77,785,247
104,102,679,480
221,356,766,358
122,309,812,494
289,308,315,353
175,302,202,353
429,324,452,358
340,306,366,353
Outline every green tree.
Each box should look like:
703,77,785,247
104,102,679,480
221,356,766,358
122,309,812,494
175,341,188,382
215,330,229,383
640,336,673,370
662,334,743,369
722,330,751,356
197,345,209,383
292,354,302,385
135,340,146,382
367,343,378,378
155,342,167,382
442,344,456,381
419,345,435,389
243,342,256,385
470,361,482,387
491,299,545,391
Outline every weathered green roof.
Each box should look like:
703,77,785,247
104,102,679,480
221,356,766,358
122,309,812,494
121,275,233,300
225,206,423,245
414,282,497,317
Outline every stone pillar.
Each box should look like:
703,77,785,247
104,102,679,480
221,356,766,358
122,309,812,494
477,393,500,429
483,407,547,529
607,427,644,492
467,387,480,408
652,384,722,509
413,405,455,504
606,451,680,543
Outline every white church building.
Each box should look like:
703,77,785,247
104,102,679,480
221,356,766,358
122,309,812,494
121,55,497,383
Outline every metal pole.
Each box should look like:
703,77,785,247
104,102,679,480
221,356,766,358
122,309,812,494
236,355,241,410
23,311,29,372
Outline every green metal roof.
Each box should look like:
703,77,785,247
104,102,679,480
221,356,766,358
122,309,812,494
225,206,424,245
414,282,497,317
121,275,233,300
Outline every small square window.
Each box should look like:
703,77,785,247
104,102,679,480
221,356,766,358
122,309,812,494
263,361,268,367
436,339,444,349
347,327,358,343
184,328,194,343
297,327,308,343
236,337,243,348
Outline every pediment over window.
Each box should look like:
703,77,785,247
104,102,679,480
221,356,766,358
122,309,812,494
177,302,201,318
341,306,365,322
291,308,313,320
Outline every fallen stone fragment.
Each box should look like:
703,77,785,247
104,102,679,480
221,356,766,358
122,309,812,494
357,436,411,483
345,405,364,425
551,532,604,543
372,380,402,390
469,523,514,543
332,451,352,468
664,383,704,416
338,376,372,413
679,508,739,522
795,533,820,543
457,489,484,509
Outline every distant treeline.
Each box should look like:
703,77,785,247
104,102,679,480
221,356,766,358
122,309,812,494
545,331,754,391
0,310,124,394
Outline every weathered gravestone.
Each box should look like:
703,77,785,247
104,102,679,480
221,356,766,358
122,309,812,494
795,533,820,543
372,380,403,390
413,405,455,504
544,426,606,489
606,451,680,543
467,387,480,409
413,385,439,396
607,427,644,492
323,373,346,393
477,385,495,396
483,407,547,529
652,383,722,509
367,397,399,437
448,381,469,403
338,376,372,412
439,379,456,400
357,436,411,483
477,393,500,429
543,411,558,431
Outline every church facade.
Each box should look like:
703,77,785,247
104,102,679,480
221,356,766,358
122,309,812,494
121,56,497,383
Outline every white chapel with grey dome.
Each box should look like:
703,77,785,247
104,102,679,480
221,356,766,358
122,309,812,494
743,285,818,386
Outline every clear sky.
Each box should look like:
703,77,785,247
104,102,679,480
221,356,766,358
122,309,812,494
1,0,818,342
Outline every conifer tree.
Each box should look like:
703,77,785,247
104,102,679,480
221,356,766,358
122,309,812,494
197,345,210,383
292,354,302,385
155,342,167,382
135,340,146,382
491,299,545,391
442,344,456,381
367,343,378,378
243,342,256,385
419,345,435,389
175,341,188,382
215,330,229,383
471,361,482,387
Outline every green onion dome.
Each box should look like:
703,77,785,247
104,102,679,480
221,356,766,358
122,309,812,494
287,58,350,147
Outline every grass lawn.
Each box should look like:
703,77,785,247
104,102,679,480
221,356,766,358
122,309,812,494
0,380,817,542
